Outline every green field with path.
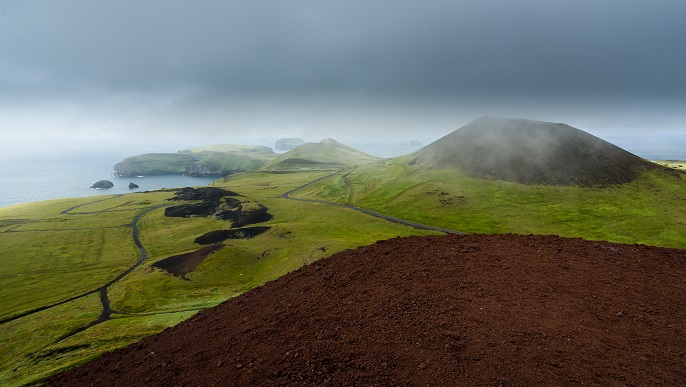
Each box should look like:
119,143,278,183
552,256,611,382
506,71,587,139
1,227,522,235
0,171,439,386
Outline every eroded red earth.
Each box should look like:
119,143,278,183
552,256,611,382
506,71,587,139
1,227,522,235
47,234,686,386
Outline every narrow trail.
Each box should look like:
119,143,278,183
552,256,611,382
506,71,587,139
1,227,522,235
57,205,165,341
0,201,165,331
280,171,463,235
59,195,124,215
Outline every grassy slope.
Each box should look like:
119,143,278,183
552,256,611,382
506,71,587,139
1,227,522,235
262,139,379,171
0,196,157,321
302,156,686,248
0,171,438,386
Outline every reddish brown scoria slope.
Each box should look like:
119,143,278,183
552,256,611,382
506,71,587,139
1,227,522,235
47,234,686,386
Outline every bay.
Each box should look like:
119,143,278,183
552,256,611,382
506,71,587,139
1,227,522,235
0,158,219,209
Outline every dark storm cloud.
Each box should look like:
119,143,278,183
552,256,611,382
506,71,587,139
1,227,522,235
1,0,685,158
2,0,684,99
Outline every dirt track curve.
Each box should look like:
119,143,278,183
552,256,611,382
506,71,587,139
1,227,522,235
47,233,686,386
0,199,164,335
57,204,166,340
280,171,462,234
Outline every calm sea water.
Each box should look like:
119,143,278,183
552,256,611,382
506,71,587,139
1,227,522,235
0,158,219,209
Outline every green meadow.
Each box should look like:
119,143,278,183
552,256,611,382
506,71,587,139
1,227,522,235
0,171,438,386
299,156,686,248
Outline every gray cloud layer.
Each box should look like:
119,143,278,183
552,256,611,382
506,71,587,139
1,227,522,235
1,0,685,157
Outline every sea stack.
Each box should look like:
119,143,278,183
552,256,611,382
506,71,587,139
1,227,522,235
128,182,139,189
90,180,114,189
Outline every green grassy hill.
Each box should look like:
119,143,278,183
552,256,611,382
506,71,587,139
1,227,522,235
300,118,686,248
114,145,277,177
261,139,380,171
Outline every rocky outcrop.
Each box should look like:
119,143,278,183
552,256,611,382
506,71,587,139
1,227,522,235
164,187,272,228
168,187,240,201
215,203,272,227
128,182,139,189
90,180,114,189
164,202,220,218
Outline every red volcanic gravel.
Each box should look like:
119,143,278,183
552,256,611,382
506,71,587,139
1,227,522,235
47,234,686,386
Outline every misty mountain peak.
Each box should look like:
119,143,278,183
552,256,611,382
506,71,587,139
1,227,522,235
410,116,665,186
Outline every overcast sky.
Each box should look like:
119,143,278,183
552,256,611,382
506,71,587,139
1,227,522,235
1,0,685,159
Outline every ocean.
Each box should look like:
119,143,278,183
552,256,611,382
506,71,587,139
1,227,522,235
0,157,219,209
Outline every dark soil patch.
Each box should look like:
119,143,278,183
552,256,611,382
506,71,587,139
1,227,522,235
151,244,225,278
168,187,240,201
413,116,680,186
46,234,686,386
195,227,271,245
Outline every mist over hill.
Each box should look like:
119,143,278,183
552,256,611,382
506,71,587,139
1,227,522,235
410,116,670,186
261,139,380,171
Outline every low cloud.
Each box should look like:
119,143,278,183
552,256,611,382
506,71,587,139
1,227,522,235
0,1,684,158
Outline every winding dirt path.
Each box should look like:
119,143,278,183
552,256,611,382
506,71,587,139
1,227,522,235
59,195,124,215
57,205,165,340
280,171,462,234
0,200,165,333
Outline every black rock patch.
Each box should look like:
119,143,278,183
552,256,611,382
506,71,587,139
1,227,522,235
194,226,271,245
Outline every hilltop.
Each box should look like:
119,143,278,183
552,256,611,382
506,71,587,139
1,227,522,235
261,139,379,171
47,234,686,386
410,116,667,186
